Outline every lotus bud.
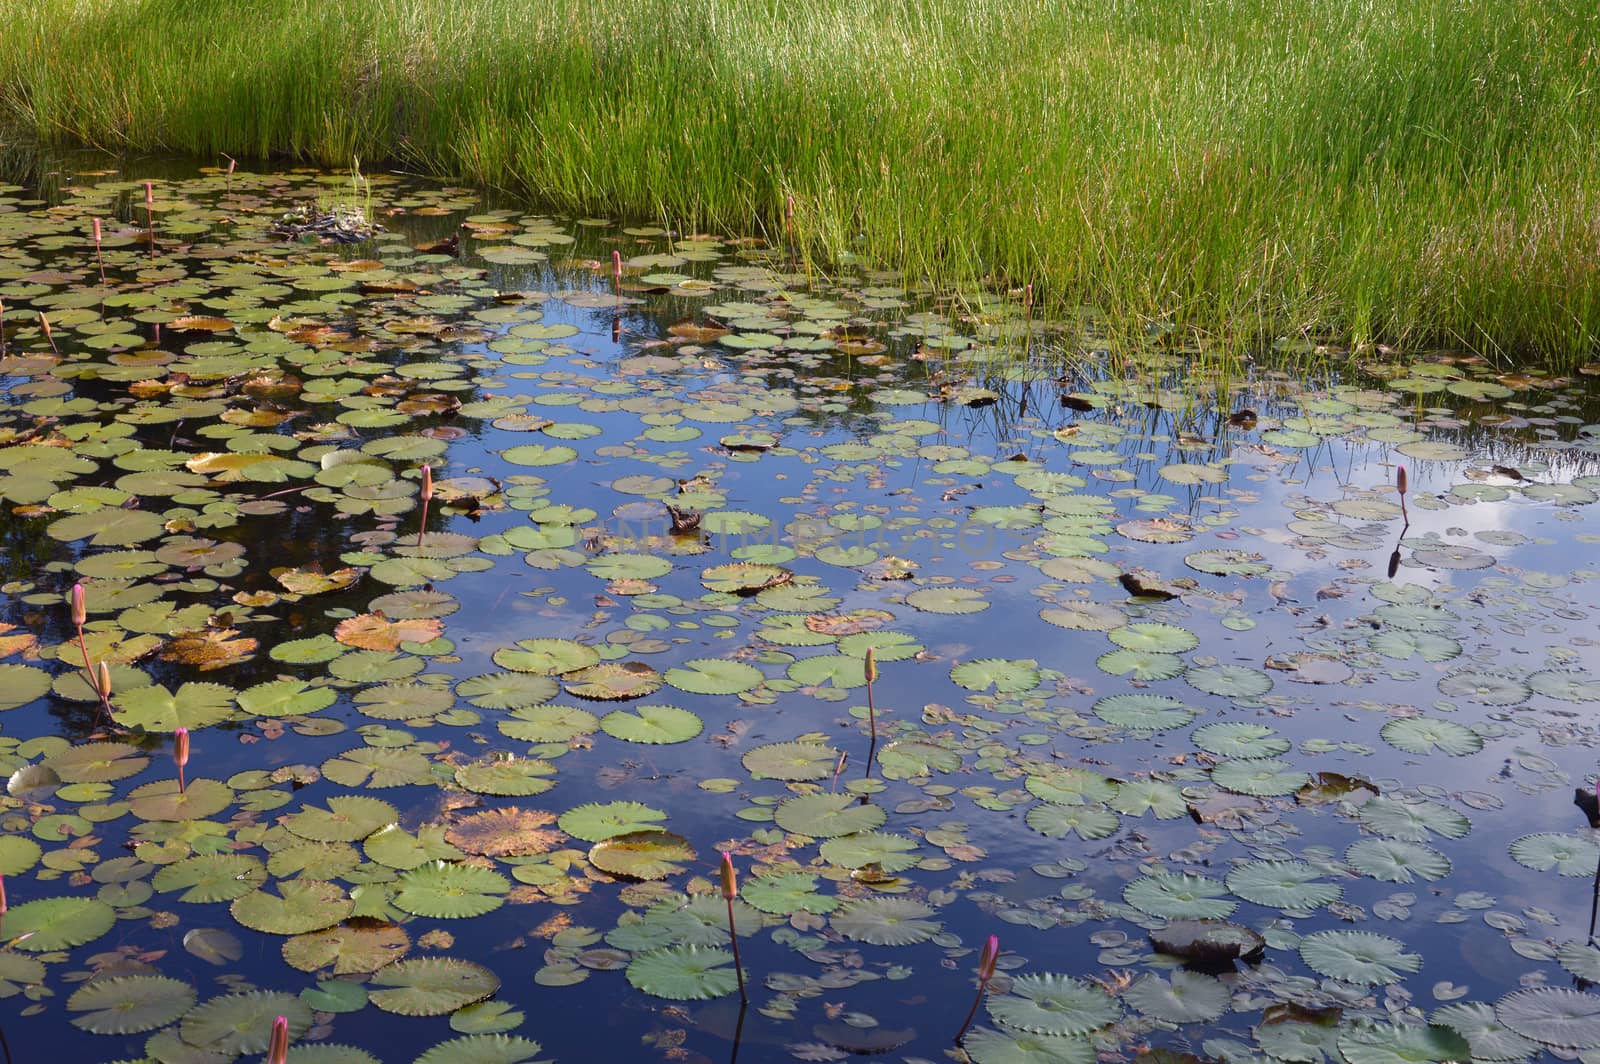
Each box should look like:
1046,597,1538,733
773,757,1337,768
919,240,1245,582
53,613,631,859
144,181,154,209
611,249,622,285
420,464,433,501
719,851,738,901
1396,465,1408,496
266,1015,289,1064
70,583,87,627
864,646,878,684
93,218,102,244
173,727,190,795
95,661,113,700
977,934,999,982
0,871,7,916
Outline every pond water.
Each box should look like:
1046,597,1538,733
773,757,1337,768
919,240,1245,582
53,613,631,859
3,160,1600,1064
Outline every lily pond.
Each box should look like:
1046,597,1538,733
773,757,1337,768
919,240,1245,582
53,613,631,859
5,161,1600,1064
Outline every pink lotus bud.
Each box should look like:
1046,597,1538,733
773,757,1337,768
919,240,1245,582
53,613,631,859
93,218,102,244
1396,466,1408,496
977,934,1000,982
611,250,622,283
144,181,155,208
70,583,87,627
173,727,190,769
420,464,433,502
719,851,737,901
864,646,878,684
38,312,51,339
266,1015,289,1064
0,871,7,916
95,661,113,700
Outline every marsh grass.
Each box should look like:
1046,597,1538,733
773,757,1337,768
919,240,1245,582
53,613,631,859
3,0,1599,362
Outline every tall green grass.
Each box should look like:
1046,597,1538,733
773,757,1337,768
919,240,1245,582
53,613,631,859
3,0,1598,363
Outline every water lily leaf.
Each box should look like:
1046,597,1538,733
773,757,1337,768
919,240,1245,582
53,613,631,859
742,740,840,781
182,927,243,967
273,565,361,596
1025,803,1120,841
1092,693,1197,731
1190,723,1289,760
180,991,312,1055
0,664,50,711
1346,839,1451,883
701,562,791,595
1356,797,1470,843
907,587,990,614
1496,988,1600,1049
239,678,337,718
113,681,235,732
232,880,353,935
1185,549,1271,577
282,923,410,975
741,872,840,915
1124,873,1236,920
664,658,764,695
127,777,234,821
0,835,43,876
4,896,117,951
877,738,962,779
625,945,738,1000
1509,833,1600,876
364,824,464,870
987,973,1120,1035
43,741,149,783
1125,970,1229,1023
153,854,267,902
1337,1024,1471,1064
599,704,702,744
335,613,444,651
497,703,599,742
370,957,499,1016
446,808,561,857
818,831,920,873
1186,665,1274,700
285,796,398,842
492,638,600,675
950,658,1040,694
501,443,578,467
457,672,559,710
1108,622,1198,654
1225,861,1342,910
1299,930,1421,985
448,1000,525,1036
558,801,668,842
1381,717,1483,756
324,745,435,788
774,793,887,837
1096,648,1186,681
1108,780,1187,819
1435,668,1531,706
1528,670,1600,703
564,660,663,700
589,830,696,880
454,755,557,796
414,1035,547,1064
394,861,511,917
831,897,941,945
1211,758,1309,797
1431,1001,1540,1061
68,975,197,1035
1026,769,1117,806
962,1027,1095,1064
48,507,167,546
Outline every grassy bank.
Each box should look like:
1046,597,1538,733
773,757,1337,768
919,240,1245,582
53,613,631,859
3,0,1598,362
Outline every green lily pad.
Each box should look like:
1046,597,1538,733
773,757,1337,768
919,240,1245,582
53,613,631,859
773,793,887,837
4,896,116,951
986,974,1120,1036
1299,930,1421,985
370,957,499,1016
625,945,739,1000
599,704,703,744
831,897,941,945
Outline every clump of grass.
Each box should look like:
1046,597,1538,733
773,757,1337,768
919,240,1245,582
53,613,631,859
3,0,1599,362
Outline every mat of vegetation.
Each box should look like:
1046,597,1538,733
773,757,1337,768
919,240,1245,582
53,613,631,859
2,0,1598,362
4,158,1600,1063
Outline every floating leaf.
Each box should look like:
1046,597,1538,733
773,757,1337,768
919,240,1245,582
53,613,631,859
773,794,887,837
1345,839,1451,883
558,801,668,842
1123,873,1236,920
370,957,499,1016
599,704,702,744
180,991,312,1056
831,897,941,945
1299,930,1421,986
1225,861,1342,910
950,658,1041,694
987,974,1120,1036
589,830,695,880
625,945,738,1000
1495,988,1600,1049
664,658,764,695
1125,970,1229,1023
394,861,511,918
1508,833,1600,876
232,879,353,935
445,808,562,858
4,896,116,952
742,740,841,781
67,975,197,1035
1381,717,1483,756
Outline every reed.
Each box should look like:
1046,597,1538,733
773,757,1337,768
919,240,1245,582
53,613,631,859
2,0,1598,362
